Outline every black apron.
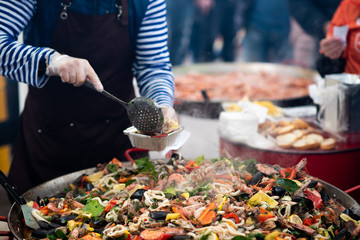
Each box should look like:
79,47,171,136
8,0,135,194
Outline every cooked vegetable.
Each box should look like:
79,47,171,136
27,157,355,240
279,167,296,179
83,199,105,217
275,178,300,193
247,190,278,208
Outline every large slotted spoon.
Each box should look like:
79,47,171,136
84,81,164,134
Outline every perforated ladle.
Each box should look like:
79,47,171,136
84,81,164,134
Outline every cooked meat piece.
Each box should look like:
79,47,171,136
289,222,316,236
255,164,278,176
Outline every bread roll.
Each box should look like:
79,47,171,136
320,138,336,150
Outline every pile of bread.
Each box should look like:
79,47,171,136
259,118,337,150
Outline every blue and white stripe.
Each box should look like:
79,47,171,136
0,0,174,107
0,0,56,88
133,0,174,107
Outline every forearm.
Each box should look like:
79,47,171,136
133,0,175,107
135,66,174,106
0,34,55,87
0,0,56,87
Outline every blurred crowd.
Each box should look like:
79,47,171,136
166,0,341,70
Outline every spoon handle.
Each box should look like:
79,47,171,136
0,170,26,205
83,80,129,107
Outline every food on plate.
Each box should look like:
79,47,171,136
276,125,296,135
253,101,283,117
320,138,337,150
174,71,313,101
162,118,180,134
134,118,180,136
292,137,318,150
24,156,358,240
260,118,337,151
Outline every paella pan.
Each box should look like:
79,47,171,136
3,152,360,240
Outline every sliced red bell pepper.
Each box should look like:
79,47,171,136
223,213,240,224
258,207,275,223
303,217,317,226
259,207,267,214
305,189,322,209
125,233,131,240
104,198,118,213
32,201,40,209
244,172,252,182
39,206,49,215
159,234,171,240
279,168,296,180
80,176,88,188
185,161,199,171
118,175,134,183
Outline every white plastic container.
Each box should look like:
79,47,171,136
123,126,184,151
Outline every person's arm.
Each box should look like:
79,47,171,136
0,0,56,87
319,1,348,60
0,1,103,91
320,38,344,59
132,0,175,108
288,0,330,40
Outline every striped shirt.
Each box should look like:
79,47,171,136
0,0,174,107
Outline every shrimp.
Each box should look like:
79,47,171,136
165,173,186,189
65,199,85,209
154,176,168,191
262,220,277,231
178,203,205,219
124,182,137,191
68,228,86,240
72,200,85,209
47,203,61,212
187,196,205,205
140,227,186,240
68,228,80,240
234,181,253,195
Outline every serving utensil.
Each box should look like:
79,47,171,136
84,81,164,134
0,170,40,230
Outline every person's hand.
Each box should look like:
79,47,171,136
161,106,179,134
320,37,344,60
46,52,103,91
161,106,177,121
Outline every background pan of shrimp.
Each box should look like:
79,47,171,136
4,159,360,240
172,62,319,119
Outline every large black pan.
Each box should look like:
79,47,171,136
173,62,319,119
6,163,360,239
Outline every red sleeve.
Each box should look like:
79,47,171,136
327,0,349,37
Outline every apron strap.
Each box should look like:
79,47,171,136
116,0,129,25
59,0,127,24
